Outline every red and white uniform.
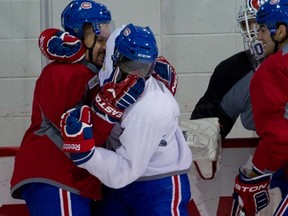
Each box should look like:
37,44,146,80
250,45,288,173
10,62,113,200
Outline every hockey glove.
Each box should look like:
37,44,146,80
152,56,178,95
92,74,145,123
231,167,272,216
38,28,85,63
181,117,221,179
60,105,95,165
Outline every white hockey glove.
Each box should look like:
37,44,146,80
181,117,221,179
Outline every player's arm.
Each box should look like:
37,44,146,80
38,28,85,63
38,63,90,130
190,59,230,138
191,52,252,139
191,95,235,139
60,74,145,165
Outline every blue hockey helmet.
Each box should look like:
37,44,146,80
256,0,288,35
112,23,158,78
61,0,112,39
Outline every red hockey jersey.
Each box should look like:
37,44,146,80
250,47,288,173
11,62,113,200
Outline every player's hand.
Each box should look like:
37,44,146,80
231,167,272,216
92,74,145,123
60,105,95,165
38,28,85,63
152,56,178,95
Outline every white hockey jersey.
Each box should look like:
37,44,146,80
80,26,192,189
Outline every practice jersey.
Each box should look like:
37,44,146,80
250,45,288,173
83,25,192,189
80,77,192,188
191,51,255,138
10,61,113,200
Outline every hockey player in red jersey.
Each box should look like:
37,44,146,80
231,1,288,215
9,1,140,215
11,1,178,215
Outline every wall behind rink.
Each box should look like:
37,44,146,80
0,0,257,148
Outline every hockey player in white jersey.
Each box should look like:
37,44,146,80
61,23,192,216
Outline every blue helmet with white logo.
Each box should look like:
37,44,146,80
256,0,288,35
61,0,112,39
114,23,158,63
112,23,158,77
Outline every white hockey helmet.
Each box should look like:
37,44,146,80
237,0,266,68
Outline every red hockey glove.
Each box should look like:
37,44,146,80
152,56,178,95
92,74,145,123
60,105,95,153
60,105,96,165
38,28,85,63
231,167,272,216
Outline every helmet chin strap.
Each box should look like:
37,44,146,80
86,35,97,63
272,28,288,54
271,34,280,54
273,40,279,54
